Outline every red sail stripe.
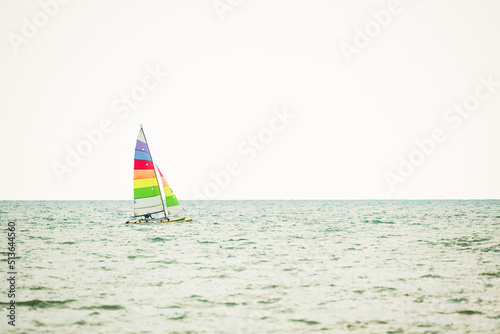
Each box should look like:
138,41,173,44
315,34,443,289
156,166,169,187
134,160,154,170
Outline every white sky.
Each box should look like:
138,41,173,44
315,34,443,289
1,0,499,200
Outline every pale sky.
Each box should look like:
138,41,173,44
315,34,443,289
1,0,499,200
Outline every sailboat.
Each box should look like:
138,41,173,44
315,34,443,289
126,126,191,224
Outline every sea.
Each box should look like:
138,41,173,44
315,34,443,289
1,200,499,333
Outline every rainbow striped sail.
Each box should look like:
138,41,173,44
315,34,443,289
133,128,165,217
157,166,183,215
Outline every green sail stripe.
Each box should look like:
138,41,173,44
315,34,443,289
166,195,180,207
134,186,161,199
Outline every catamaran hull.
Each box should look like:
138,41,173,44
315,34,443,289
126,217,191,224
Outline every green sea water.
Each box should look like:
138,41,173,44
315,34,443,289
1,200,500,333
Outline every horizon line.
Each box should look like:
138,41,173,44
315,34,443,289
1,198,499,201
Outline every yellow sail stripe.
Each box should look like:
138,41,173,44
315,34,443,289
134,177,159,189
163,186,174,196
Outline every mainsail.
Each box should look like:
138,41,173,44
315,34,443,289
157,165,183,215
133,128,165,217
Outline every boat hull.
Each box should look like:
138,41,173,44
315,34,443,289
126,217,191,224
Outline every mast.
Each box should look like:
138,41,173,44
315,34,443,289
140,125,167,218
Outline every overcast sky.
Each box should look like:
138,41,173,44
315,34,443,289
1,0,499,200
